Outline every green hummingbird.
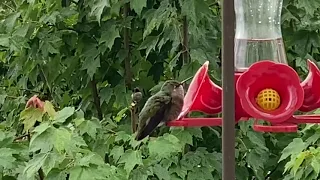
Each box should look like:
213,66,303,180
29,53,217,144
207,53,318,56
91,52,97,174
135,80,185,141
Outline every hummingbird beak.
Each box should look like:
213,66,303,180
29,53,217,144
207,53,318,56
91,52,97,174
180,76,193,86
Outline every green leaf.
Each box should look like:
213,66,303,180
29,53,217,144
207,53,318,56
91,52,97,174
42,152,65,175
187,167,214,180
100,86,113,105
53,107,75,123
99,25,120,50
131,167,149,180
130,0,147,16
0,94,7,104
46,169,68,180
76,118,101,138
81,45,101,78
296,1,320,15
118,149,143,174
113,107,128,122
148,134,182,159
311,156,320,174
69,166,95,180
29,123,54,153
279,138,306,162
247,131,268,150
4,12,21,32
179,61,201,81
115,131,131,142
153,164,170,180
0,148,16,169
23,153,49,179
170,128,193,145
292,152,307,175
44,101,56,118
90,0,111,23
77,152,105,167
110,146,124,163
53,128,72,153
20,107,44,132
138,36,159,58
246,149,267,170
0,35,10,47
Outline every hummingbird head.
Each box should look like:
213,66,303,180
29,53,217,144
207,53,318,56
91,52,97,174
160,80,183,93
132,87,142,103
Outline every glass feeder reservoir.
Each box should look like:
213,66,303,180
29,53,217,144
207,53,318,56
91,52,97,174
234,0,288,72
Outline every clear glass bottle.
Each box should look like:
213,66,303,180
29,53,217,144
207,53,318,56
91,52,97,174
234,0,288,72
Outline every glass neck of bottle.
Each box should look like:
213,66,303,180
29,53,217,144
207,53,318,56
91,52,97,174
234,0,284,40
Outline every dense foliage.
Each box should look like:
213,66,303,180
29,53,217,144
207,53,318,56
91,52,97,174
0,0,320,179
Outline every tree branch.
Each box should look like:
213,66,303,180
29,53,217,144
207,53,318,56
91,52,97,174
182,16,189,64
90,77,103,120
123,3,133,89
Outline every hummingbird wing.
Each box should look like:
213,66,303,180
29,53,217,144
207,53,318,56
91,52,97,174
135,92,171,141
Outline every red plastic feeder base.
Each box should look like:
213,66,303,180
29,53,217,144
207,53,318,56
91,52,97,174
253,123,298,132
288,115,320,124
167,118,222,127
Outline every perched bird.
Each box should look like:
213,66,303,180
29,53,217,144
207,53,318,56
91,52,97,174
131,87,143,105
135,80,185,141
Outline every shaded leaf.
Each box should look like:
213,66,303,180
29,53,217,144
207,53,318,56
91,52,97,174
99,25,120,50
131,0,147,16
90,0,111,23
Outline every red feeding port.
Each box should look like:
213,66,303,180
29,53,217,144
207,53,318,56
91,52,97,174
236,60,304,124
299,60,320,112
167,61,223,127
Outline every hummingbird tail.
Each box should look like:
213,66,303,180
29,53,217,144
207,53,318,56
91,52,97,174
135,118,162,141
135,104,169,141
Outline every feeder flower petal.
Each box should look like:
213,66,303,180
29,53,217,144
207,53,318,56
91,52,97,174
236,61,304,123
299,59,320,112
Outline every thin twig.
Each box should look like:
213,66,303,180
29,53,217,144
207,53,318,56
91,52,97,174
182,16,189,64
1,2,14,11
13,134,29,142
90,77,103,120
40,67,53,98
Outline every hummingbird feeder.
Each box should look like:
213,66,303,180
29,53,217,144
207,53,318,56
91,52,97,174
167,0,320,132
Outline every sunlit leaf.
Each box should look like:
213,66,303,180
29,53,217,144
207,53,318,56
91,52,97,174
20,107,44,132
